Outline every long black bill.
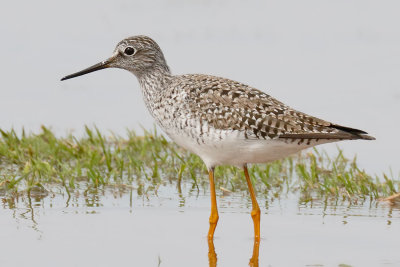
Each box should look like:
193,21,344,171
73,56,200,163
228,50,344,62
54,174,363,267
61,60,110,81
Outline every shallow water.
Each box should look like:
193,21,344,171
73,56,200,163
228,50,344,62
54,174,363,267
1,182,399,267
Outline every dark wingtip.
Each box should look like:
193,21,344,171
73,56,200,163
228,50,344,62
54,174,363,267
331,124,375,140
331,124,367,135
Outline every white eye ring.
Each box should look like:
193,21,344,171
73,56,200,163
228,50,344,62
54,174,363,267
124,46,136,56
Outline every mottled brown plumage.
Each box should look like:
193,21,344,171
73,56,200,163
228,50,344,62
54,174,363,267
170,74,374,141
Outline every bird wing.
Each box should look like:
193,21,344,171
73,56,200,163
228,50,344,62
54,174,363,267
178,74,373,141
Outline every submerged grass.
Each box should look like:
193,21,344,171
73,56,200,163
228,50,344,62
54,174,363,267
0,126,398,202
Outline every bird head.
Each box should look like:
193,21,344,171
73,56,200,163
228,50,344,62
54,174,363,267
61,35,169,81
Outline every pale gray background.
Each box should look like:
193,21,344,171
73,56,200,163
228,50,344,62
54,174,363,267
1,0,399,175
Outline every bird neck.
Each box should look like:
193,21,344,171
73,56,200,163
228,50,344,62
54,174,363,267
137,64,173,103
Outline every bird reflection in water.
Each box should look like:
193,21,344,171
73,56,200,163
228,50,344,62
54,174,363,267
207,236,260,267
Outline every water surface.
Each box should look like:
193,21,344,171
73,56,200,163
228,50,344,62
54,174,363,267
1,182,399,267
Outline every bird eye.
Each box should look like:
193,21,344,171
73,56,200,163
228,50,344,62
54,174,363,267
124,47,135,55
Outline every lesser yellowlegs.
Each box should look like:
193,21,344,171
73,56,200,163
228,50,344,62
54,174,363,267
61,35,375,241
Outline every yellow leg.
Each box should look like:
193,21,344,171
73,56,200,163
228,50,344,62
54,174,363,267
207,167,219,240
249,236,260,267
244,165,261,240
207,238,217,267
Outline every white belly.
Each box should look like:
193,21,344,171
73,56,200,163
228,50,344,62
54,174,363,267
165,127,334,169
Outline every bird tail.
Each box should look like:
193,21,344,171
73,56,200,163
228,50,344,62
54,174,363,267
330,124,375,140
279,124,375,141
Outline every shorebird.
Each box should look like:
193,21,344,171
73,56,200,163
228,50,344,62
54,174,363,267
61,35,374,241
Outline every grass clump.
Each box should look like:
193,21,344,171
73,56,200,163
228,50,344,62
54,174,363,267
0,126,398,202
